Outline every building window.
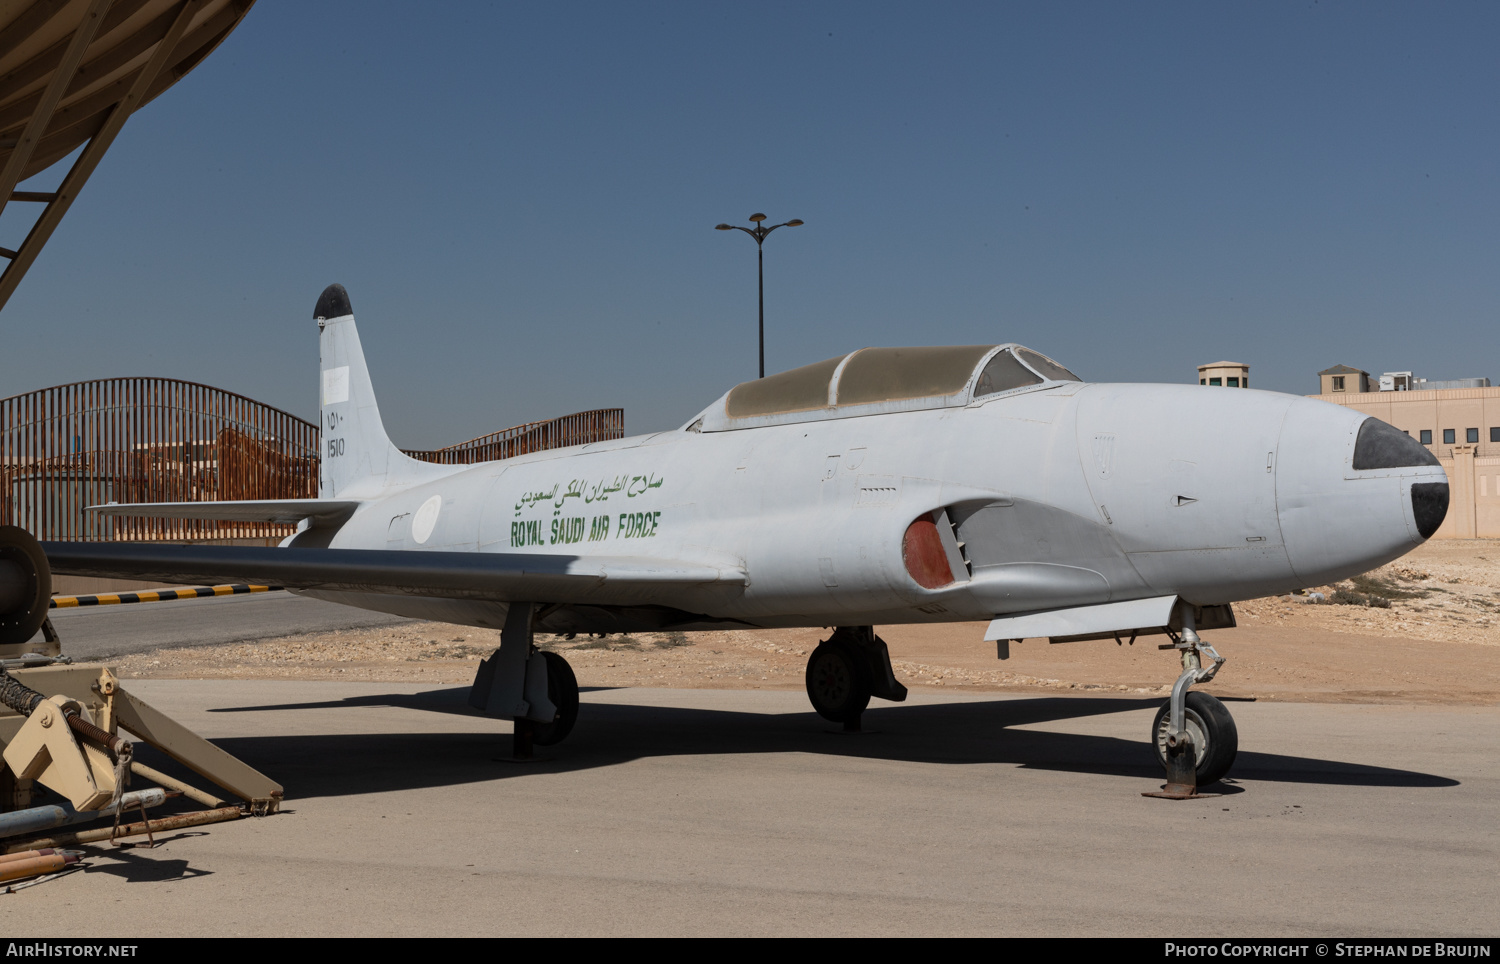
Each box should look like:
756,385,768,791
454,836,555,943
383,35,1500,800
1200,379,1206,385
1491,427,1500,443
1227,377,1239,387
1420,430,1432,445
1444,429,1456,444
1332,376,1345,391
1209,377,1221,386
1467,428,1480,444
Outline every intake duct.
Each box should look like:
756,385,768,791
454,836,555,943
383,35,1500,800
0,526,51,648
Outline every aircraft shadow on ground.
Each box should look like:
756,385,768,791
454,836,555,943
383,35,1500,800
194,687,1460,798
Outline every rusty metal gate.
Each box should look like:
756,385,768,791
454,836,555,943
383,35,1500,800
404,409,626,464
0,378,318,542
0,377,623,542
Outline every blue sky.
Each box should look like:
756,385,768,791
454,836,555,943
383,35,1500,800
3,1,1496,445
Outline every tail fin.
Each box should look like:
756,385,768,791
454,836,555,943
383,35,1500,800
315,284,441,498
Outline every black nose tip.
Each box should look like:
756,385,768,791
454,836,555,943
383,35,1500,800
1411,482,1449,539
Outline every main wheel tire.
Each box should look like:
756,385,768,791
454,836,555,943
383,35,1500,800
1151,691,1238,786
533,651,579,746
0,526,50,648
805,642,872,723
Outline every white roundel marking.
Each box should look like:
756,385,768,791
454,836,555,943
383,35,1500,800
411,495,442,544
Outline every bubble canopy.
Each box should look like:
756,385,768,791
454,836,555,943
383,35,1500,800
693,345,1080,432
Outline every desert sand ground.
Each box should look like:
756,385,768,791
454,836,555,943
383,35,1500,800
109,539,1500,705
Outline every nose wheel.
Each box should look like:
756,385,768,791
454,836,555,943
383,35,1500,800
1150,690,1237,787
1144,606,1235,799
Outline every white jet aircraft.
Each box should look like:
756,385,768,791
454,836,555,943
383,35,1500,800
40,284,1450,790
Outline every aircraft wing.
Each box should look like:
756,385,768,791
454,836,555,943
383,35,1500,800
87,500,360,524
39,542,746,604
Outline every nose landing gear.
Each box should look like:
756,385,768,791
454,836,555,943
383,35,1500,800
1143,608,1237,799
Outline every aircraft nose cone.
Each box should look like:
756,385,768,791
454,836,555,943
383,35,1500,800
1276,401,1448,586
1350,416,1449,539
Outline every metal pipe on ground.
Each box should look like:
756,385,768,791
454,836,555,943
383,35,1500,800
2,806,243,854
0,848,62,865
0,789,168,839
0,852,79,883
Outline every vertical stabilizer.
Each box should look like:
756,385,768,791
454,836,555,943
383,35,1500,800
315,284,439,498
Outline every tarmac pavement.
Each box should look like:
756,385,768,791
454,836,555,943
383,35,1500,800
8,681,1497,937
42,591,412,660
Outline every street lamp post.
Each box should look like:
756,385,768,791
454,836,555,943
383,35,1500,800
715,213,804,378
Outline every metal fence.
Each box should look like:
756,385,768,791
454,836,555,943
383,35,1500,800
0,378,319,542
0,378,624,542
404,409,625,465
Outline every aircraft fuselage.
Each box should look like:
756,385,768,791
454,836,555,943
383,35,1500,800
305,380,1442,634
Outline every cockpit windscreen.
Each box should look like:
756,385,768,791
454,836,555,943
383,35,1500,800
1014,348,1081,383
974,350,1043,398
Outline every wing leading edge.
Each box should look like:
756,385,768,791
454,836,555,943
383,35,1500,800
40,543,747,606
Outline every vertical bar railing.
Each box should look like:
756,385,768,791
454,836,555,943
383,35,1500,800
0,377,321,543
402,409,625,466
0,382,623,541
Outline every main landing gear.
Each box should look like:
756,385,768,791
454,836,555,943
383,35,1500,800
531,651,580,747
468,603,580,760
1143,606,1237,799
805,626,907,732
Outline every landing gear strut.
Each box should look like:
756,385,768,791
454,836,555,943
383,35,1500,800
805,627,907,732
1143,605,1237,799
469,603,580,759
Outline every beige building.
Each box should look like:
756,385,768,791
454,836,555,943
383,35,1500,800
1318,365,1371,395
1198,361,1249,388
1311,372,1500,540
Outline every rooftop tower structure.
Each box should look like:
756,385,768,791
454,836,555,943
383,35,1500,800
1197,361,1249,388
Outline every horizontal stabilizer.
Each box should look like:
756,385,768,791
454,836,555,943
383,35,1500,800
40,543,747,606
983,595,1178,641
86,500,360,525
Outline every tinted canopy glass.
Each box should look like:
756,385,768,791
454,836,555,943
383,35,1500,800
1014,348,1081,382
725,355,846,417
1352,418,1441,470
834,345,995,406
974,349,1043,397
718,342,1080,422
